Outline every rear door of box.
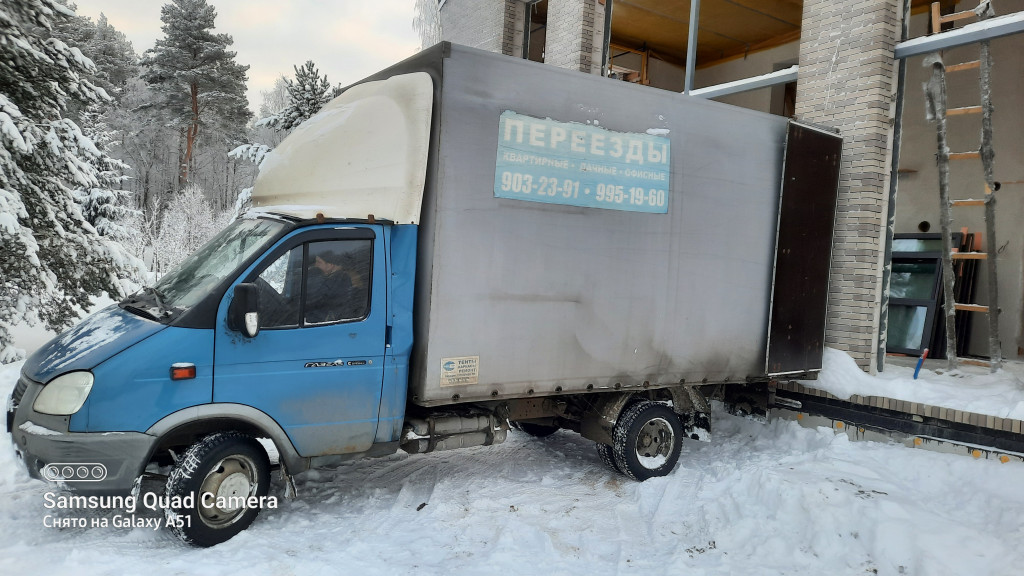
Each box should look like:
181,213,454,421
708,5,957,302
766,121,842,376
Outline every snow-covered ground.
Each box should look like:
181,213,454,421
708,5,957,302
802,348,1024,421
2,360,1023,575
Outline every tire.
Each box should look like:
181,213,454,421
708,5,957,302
596,442,622,474
164,432,271,547
611,401,683,481
512,421,560,438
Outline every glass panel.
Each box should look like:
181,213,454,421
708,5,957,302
526,0,547,63
304,240,373,325
889,260,938,299
257,247,302,328
152,218,285,312
892,238,943,252
887,305,928,350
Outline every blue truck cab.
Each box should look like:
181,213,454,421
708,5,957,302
7,44,841,547
10,66,433,547
10,213,420,540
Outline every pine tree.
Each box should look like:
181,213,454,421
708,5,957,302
51,4,138,107
0,0,142,362
141,0,251,186
231,61,339,215
50,2,138,239
72,107,135,239
260,61,339,131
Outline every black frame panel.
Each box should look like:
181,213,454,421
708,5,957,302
766,121,843,376
886,232,960,356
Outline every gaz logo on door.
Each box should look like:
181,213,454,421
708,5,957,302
440,356,479,387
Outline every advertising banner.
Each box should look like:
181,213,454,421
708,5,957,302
494,111,671,214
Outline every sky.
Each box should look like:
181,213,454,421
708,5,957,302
70,0,423,116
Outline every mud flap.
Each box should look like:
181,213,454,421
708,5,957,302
680,411,712,442
667,386,712,442
722,382,770,421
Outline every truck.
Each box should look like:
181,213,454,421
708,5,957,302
7,43,841,547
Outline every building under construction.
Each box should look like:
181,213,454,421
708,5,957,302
434,0,1024,452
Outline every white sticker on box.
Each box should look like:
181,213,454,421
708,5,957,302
440,356,479,387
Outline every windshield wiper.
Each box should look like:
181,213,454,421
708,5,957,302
143,286,167,311
144,286,177,318
121,286,174,319
122,304,160,321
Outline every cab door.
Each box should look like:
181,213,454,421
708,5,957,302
213,226,386,457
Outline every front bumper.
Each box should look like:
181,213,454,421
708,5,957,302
7,376,157,496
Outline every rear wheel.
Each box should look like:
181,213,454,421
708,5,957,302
164,432,271,547
596,442,622,474
611,401,683,481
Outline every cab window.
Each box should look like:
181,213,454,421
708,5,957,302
254,239,372,329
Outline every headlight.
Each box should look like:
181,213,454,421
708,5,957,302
33,372,94,416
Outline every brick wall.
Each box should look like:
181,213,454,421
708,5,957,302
442,0,606,70
546,0,605,73
794,0,903,372
440,0,509,54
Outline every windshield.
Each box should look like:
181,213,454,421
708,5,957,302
122,218,286,320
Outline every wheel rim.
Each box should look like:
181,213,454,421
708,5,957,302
197,454,259,528
634,417,675,469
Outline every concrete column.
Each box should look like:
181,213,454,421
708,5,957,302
794,0,903,372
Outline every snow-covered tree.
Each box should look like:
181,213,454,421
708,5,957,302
51,4,137,107
258,76,290,123
108,77,181,217
0,0,142,362
260,61,339,132
141,0,251,186
72,108,136,239
152,184,230,273
82,13,138,97
231,62,340,215
49,2,138,239
414,0,443,50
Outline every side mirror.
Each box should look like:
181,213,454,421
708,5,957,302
229,283,260,338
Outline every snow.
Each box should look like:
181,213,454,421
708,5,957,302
5,293,118,363
895,8,1024,57
18,420,61,437
1,359,1023,574
249,204,334,215
33,304,130,375
800,348,1024,420
646,128,670,136
689,65,799,99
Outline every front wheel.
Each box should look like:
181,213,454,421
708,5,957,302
164,432,271,547
611,401,683,481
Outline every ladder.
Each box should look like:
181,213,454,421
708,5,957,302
925,0,1001,372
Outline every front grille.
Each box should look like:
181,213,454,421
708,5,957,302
11,377,29,406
